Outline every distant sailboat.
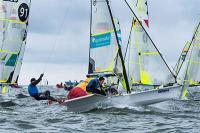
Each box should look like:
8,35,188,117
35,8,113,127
176,22,200,99
0,0,31,99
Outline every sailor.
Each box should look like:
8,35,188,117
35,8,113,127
28,73,58,102
86,77,106,96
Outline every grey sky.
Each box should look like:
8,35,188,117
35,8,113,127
19,0,200,85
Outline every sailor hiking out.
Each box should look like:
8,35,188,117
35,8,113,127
28,74,58,102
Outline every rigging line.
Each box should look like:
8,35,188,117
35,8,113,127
42,0,71,74
124,0,177,83
175,22,200,77
106,0,131,93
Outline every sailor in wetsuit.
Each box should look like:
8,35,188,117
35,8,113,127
28,73,58,101
86,77,106,96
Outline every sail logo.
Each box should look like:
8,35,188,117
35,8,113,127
91,32,111,48
158,88,169,93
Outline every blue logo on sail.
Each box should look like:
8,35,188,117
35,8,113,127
91,32,111,48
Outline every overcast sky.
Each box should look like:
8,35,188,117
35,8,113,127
19,0,200,85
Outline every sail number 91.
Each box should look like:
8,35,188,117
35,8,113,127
18,3,29,22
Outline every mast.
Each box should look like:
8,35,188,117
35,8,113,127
125,0,177,83
88,0,93,74
106,0,130,93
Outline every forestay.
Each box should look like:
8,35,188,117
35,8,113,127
125,0,176,86
0,0,31,84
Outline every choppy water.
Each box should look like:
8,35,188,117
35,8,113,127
1,86,200,133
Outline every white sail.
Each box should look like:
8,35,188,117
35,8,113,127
125,0,176,86
0,0,31,84
184,22,200,85
125,0,149,86
88,0,130,92
89,0,122,75
11,40,26,83
127,0,149,27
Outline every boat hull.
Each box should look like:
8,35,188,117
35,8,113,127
108,85,182,106
62,94,107,113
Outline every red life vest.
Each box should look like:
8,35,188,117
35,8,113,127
67,87,87,100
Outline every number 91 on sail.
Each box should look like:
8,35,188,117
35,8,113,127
18,3,29,22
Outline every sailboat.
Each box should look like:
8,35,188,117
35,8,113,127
175,22,200,99
62,0,132,112
0,0,31,100
63,0,183,112
107,0,182,106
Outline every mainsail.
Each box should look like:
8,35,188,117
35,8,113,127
0,0,31,84
127,0,149,27
179,22,200,99
88,0,130,92
182,22,200,86
175,22,200,79
125,0,176,86
11,37,26,83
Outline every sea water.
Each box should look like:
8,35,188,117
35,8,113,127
0,86,200,133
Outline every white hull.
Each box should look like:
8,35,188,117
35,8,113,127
108,85,182,106
63,94,107,113
62,85,181,113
